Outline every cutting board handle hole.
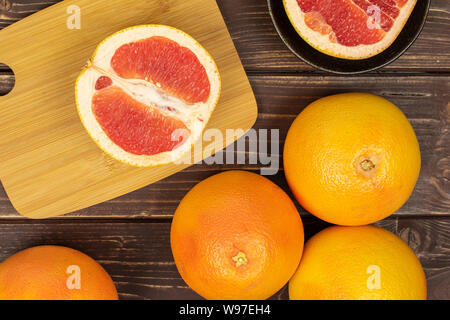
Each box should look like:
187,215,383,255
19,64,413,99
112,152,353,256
0,63,15,96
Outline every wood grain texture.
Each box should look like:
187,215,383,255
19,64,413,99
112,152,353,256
1,74,448,219
0,0,257,218
0,217,447,300
0,0,448,301
0,0,449,73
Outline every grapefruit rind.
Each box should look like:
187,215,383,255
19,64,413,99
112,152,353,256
283,0,418,60
75,25,221,167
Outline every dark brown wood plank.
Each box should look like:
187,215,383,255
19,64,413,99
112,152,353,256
0,0,447,303
0,0,449,72
1,74,448,218
0,71,14,95
0,216,447,299
0,0,59,29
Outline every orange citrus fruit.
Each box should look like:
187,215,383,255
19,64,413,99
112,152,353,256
170,170,304,300
0,245,118,300
284,93,421,226
289,225,427,300
283,0,418,59
76,25,221,167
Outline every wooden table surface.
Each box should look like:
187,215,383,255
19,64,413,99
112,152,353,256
0,0,449,300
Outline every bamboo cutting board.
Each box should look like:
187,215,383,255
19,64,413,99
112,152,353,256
0,0,257,218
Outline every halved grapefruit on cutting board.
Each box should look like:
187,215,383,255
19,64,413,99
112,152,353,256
76,25,221,167
284,0,418,59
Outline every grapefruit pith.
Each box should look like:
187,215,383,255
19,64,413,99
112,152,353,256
76,25,221,167
284,0,418,59
170,171,304,300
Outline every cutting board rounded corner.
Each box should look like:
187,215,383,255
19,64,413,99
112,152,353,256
0,0,258,219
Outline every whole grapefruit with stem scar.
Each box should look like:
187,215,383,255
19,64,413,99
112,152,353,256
170,170,304,300
283,93,421,226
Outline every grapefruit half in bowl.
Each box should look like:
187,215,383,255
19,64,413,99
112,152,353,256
284,0,418,60
76,25,221,167
268,0,430,73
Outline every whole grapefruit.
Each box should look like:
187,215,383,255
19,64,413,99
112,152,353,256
0,245,118,300
289,225,427,300
170,170,304,300
284,93,421,226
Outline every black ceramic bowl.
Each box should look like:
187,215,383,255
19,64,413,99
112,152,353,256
268,0,430,74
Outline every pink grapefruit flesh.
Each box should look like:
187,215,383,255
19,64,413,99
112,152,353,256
95,76,113,90
93,86,190,156
111,36,211,104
